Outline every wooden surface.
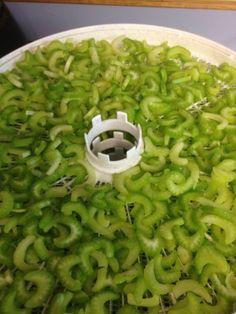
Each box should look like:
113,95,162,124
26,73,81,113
5,0,236,10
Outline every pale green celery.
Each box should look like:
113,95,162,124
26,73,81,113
158,218,184,241
168,292,202,314
201,214,236,244
13,235,37,271
140,96,170,121
49,124,73,141
1,36,236,313
6,73,23,88
115,238,140,270
127,278,160,307
57,255,82,291
0,191,14,219
172,280,212,303
29,111,53,133
194,244,229,275
23,270,55,308
144,259,172,294
167,46,192,62
44,149,62,176
154,254,181,284
86,291,119,314
0,290,31,314
169,142,188,166
48,292,73,314
211,272,236,300
48,50,66,72
1,89,26,110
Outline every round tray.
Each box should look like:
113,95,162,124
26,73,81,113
0,23,236,314
1,24,236,73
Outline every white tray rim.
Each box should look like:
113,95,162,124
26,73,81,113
1,23,236,72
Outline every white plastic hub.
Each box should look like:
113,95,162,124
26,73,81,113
84,112,144,183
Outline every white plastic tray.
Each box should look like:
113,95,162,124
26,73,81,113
0,24,236,73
